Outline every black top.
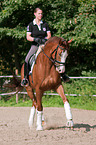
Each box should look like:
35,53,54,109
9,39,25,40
27,19,50,45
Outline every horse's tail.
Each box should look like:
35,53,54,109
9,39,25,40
2,74,23,101
3,74,23,92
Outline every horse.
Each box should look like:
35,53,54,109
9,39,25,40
21,36,73,130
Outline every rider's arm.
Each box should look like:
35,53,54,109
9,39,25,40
26,32,34,42
45,22,51,40
46,31,51,40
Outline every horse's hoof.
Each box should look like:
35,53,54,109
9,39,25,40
36,125,43,131
66,120,74,129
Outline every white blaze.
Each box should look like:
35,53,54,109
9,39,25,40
56,50,68,73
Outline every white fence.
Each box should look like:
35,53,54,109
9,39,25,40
0,76,96,79
0,75,96,103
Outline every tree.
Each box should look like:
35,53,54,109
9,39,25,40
0,0,96,75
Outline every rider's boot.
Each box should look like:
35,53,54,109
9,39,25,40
60,73,70,83
21,62,29,87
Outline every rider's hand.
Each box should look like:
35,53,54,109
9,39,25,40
34,38,41,44
41,39,47,44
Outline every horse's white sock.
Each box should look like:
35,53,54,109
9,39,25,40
28,106,35,128
36,110,43,130
64,101,72,120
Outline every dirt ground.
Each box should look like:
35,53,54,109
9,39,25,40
0,107,96,145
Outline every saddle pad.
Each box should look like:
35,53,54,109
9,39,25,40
29,45,44,75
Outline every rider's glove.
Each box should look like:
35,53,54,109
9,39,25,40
41,38,47,44
34,38,41,44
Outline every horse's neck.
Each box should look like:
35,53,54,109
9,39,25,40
40,45,53,67
44,42,57,55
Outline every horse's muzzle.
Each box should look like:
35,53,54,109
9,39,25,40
56,65,65,73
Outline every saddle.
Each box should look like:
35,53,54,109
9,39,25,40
29,45,44,75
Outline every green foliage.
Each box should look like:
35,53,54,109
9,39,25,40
0,27,26,39
0,0,96,75
0,0,96,110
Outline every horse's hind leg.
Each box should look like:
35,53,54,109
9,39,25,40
25,86,37,129
56,84,74,128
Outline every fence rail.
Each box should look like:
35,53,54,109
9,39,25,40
0,75,96,79
0,91,96,97
0,76,96,102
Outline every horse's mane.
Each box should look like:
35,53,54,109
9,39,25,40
44,36,66,51
46,36,60,44
43,36,60,51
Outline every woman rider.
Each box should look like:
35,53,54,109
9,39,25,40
21,8,51,86
21,8,69,86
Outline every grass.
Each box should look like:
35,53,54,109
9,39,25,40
0,71,96,110
0,93,96,110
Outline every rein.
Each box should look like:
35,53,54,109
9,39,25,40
41,44,66,66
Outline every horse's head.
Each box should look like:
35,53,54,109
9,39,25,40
51,37,73,73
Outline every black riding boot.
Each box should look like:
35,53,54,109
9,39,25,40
60,73,70,83
21,62,29,86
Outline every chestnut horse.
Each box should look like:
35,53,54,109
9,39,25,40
21,36,73,130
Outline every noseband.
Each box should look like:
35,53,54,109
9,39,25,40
41,44,67,67
51,44,66,65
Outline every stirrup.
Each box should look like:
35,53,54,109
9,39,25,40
21,78,29,87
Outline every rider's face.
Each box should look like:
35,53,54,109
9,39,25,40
34,10,43,20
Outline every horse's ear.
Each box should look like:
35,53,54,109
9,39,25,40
68,38,73,44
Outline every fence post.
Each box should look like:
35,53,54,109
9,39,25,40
23,94,25,102
15,69,18,103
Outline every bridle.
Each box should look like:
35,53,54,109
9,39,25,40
41,44,68,67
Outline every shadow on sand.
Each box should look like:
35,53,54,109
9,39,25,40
46,123,96,132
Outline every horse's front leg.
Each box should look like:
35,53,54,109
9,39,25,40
56,85,74,128
25,86,37,129
36,88,43,130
